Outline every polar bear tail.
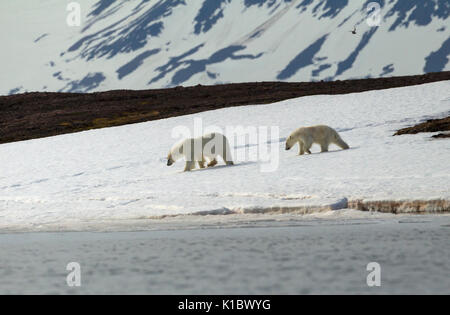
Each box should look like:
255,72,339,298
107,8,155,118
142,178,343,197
223,138,234,165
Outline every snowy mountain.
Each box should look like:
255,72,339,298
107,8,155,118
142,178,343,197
0,0,449,95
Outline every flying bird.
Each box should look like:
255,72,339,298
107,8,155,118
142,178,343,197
350,26,357,35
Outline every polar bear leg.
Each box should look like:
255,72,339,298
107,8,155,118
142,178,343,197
334,137,350,150
198,156,207,169
207,158,218,167
223,140,234,165
298,141,305,155
320,142,329,152
330,131,349,150
224,155,234,165
184,161,196,172
303,137,313,154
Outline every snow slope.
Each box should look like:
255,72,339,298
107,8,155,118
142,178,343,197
1,0,449,95
0,81,449,231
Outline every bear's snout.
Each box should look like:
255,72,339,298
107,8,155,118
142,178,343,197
167,159,173,166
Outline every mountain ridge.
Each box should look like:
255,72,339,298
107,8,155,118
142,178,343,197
0,0,449,95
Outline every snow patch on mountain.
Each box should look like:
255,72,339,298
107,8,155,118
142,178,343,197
0,0,449,95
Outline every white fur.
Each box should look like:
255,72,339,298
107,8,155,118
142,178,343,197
285,125,349,155
167,132,234,171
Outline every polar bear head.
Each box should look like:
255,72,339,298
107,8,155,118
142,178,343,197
167,153,175,166
167,139,186,166
285,134,296,151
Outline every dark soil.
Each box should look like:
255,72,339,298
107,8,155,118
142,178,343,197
1,71,449,144
432,133,450,139
394,116,450,138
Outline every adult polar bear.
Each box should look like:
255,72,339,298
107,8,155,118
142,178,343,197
167,132,234,171
285,125,349,155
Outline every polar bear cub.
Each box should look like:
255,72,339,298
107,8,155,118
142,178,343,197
167,132,234,171
285,125,349,155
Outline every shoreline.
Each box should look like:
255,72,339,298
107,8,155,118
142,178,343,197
1,203,449,234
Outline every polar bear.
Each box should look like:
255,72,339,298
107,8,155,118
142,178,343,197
285,125,349,155
167,132,234,171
